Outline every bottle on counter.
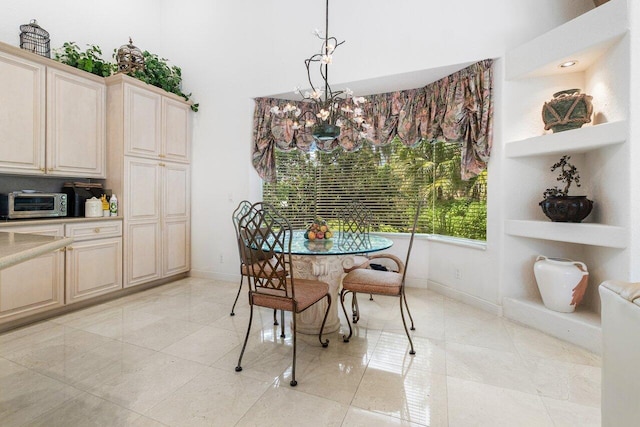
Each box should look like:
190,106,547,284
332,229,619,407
109,194,118,216
101,194,110,217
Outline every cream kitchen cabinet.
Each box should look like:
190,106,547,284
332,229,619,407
0,41,106,178
106,74,192,288
0,224,65,323
108,74,190,163
65,220,122,304
46,68,106,178
123,157,190,287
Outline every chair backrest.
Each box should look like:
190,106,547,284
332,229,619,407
337,201,372,251
238,202,294,299
232,200,254,264
401,201,422,284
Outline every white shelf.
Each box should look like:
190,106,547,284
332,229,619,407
503,296,601,354
505,220,627,248
505,120,627,158
506,0,628,80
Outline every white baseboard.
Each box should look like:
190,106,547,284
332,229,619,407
189,269,238,283
503,296,601,354
427,280,503,316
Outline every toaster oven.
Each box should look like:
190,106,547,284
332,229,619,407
0,192,68,219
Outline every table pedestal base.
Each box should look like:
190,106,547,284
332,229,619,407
291,254,348,335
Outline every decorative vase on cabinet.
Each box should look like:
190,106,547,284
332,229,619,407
533,255,589,313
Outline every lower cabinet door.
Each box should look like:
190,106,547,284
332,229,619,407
163,218,190,277
66,237,123,303
0,250,65,322
125,221,161,287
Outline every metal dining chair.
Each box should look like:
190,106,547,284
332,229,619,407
337,200,375,310
235,202,331,386
340,201,421,355
230,201,284,334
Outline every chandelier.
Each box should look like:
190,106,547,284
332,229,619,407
270,0,369,147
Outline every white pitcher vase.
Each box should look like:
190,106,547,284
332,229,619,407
533,256,589,313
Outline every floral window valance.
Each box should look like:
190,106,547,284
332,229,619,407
252,59,494,182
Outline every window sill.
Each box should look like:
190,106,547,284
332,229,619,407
376,232,487,251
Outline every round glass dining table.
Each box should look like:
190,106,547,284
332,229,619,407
280,231,393,334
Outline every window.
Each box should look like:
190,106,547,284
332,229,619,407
262,138,487,240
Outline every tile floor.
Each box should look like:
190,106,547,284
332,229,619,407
0,277,601,426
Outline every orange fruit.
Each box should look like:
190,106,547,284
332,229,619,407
308,231,316,240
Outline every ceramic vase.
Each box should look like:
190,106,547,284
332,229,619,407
533,256,589,313
542,89,593,133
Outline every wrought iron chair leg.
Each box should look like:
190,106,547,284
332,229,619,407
340,290,353,342
230,275,244,316
369,294,373,301
290,312,297,386
318,295,330,348
273,309,278,325
402,290,415,331
399,296,416,355
235,303,254,372
280,310,285,338
351,292,360,323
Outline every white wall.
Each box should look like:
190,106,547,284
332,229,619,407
0,0,595,309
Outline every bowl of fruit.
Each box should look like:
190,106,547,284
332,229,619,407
304,218,333,241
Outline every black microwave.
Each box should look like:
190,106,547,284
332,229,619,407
0,192,68,219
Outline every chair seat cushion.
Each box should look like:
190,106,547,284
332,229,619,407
251,278,329,313
342,268,402,296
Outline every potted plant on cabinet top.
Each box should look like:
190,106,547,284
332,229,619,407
539,155,593,222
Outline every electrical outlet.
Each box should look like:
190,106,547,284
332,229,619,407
455,268,461,279
219,255,224,264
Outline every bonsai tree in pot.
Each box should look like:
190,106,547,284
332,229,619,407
539,155,593,222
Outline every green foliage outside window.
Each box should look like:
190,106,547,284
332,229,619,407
263,138,487,240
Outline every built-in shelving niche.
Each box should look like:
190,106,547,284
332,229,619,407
501,0,629,353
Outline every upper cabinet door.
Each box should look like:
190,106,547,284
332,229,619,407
124,84,162,158
162,97,191,162
47,68,106,178
0,51,46,175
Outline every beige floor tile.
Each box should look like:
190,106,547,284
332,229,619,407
342,406,427,426
504,321,601,367
447,376,553,427
84,351,206,413
290,352,368,404
522,355,602,407
28,392,142,426
542,396,601,427
445,341,537,394
2,327,114,372
161,324,243,365
352,367,448,426
235,385,349,427
0,357,82,426
145,365,272,426
44,339,157,389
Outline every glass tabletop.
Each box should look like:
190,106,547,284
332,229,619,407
285,230,392,256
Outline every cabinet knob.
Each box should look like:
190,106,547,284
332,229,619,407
159,154,166,158
40,168,46,172
159,162,166,167
94,228,100,233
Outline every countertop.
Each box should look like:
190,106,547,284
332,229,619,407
0,216,122,228
0,232,73,270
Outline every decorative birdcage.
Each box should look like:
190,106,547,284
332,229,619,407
19,20,50,58
116,38,145,75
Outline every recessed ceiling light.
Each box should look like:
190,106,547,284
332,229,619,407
559,60,578,68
